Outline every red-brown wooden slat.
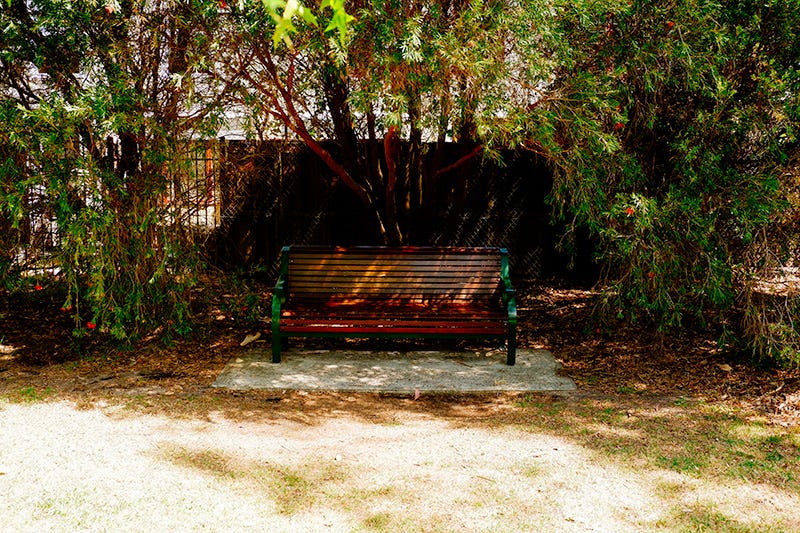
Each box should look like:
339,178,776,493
287,276,499,284
287,284,499,291
282,315,505,324
288,286,498,294
283,316,504,324
289,285,498,292
288,269,500,277
285,302,500,313
283,309,505,323
290,249,499,256
281,323,507,336
284,306,500,314
289,245,498,253
289,259,500,267
286,297,500,306
291,268,498,273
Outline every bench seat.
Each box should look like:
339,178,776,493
271,246,517,364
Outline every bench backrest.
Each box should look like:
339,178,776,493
283,246,506,303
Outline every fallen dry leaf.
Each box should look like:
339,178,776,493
239,332,261,347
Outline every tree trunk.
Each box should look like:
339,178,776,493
383,126,403,245
407,94,423,241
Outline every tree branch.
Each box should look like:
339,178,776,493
435,145,483,178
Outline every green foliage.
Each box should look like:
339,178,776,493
0,1,219,343
513,0,800,365
218,271,265,325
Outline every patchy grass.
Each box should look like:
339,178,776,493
18,386,54,403
660,501,789,533
514,397,800,493
507,395,800,531
160,445,352,516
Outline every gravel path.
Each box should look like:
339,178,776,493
1,399,798,532
0,400,656,532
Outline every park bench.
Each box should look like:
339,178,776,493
270,245,517,365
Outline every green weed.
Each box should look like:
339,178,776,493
656,454,704,474
19,387,53,402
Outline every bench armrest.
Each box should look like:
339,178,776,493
499,249,517,324
272,246,290,313
500,249,517,365
272,278,287,307
501,279,517,365
501,278,517,324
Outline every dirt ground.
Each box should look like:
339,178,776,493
2,280,800,531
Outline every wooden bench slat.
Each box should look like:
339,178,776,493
289,265,499,272
286,300,501,311
283,309,505,319
290,257,499,262
290,271,498,278
289,263,499,272
287,278,500,285
289,293,499,301
283,323,507,336
289,280,497,293
283,294,502,306
285,317,504,324
290,254,500,261
289,292,499,298
290,251,500,258
288,266,500,274
288,265,500,278
287,297,500,306
289,245,499,252
288,280,499,289
283,317,505,325
288,281,499,289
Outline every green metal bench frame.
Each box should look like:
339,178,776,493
271,245,517,365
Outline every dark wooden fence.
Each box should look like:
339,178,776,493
208,140,574,280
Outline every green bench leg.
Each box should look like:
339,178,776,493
506,325,517,366
272,317,282,363
272,334,282,363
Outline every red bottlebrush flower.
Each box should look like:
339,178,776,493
35,284,43,291
666,21,675,30
87,321,97,330
614,122,625,131
647,271,656,279
625,207,635,216
219,0,227,8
